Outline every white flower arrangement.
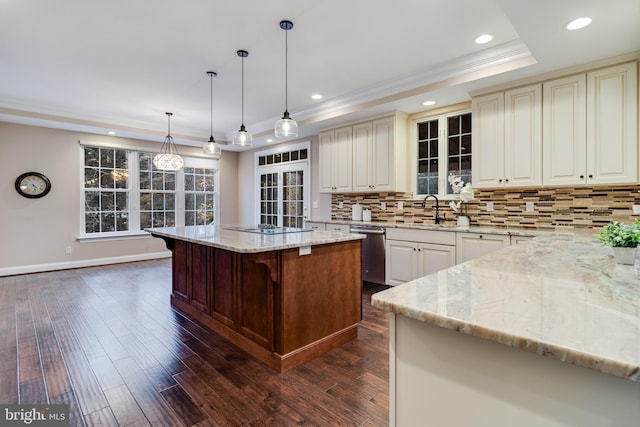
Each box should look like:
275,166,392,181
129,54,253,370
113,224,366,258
448,174,474,216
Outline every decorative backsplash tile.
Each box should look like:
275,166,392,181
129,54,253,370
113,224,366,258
332,185,640,230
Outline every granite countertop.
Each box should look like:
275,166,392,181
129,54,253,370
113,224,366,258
308,219,543,237
372,233,640,382
147,225,364,253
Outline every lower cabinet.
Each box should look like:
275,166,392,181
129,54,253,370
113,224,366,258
385,228,456,286
455,232,510,263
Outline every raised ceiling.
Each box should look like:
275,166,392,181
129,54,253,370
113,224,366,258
0,0,638,150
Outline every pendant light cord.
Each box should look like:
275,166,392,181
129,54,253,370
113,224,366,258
284,28,288,112
210,74,214,136
241,54,245,126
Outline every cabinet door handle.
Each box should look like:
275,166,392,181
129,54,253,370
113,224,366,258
588,174,593,179
579,175,584,179
505,178,509,182
413,248,416,251
417,248,421,252
479,235,483,239
498,179,502,183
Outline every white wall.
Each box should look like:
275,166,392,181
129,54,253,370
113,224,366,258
236,135,331,225
0,122,238,275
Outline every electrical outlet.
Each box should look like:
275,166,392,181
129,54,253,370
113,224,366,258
397,201,404,210
380,202,386,210
338,202,343,209
486,201,494,212
65,246,72,254
633,204,640,215
526,201,535,212
312,201,318,209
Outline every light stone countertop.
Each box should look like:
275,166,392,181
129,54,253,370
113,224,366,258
372,232,640,382
147,225,364,253
308,219,543,237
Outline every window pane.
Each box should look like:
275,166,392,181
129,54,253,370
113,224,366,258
448,137,459,156
85,213,99,233
165,173,175,191
85,147,99,167
100,170,114,188
116,192,127,211
115,151,127,169
461,113,472,134
461,134,471,154
418,123,428,140
100,149,115,168
101,192,115,212
116,213,128,231
101,212,115,232
85,191,100,212
140,192,151,210
448,116,460,135
152,172,163,190
85,169,99,188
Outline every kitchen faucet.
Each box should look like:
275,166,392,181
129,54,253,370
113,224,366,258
421,194,445,224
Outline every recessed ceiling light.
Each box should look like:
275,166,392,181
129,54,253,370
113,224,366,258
565,17,592,30
474,34,494,44
311,94,323,100
107,131,116,135
423,100,436,106
267,138,273,143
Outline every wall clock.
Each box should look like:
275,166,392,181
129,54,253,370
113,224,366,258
14,172,52,199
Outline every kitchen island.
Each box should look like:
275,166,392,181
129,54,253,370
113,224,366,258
148,225,364,373
372,232,640,426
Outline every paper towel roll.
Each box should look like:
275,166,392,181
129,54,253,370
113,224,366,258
362,209,372,222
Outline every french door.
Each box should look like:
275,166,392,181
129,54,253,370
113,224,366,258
257,162,309,228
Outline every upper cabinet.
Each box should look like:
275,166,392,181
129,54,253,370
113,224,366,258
472,84,542,188
320,114,407,194
543,62,638,186
319,126,353,193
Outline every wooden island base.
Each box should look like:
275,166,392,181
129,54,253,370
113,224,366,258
167,238,362,373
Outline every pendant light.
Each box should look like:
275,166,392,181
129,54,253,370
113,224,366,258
203,71,222,158
153,112,184,171
274,20,298,138
232,50,253,147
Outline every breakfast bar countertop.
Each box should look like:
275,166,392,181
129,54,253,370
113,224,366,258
372,232,640,382
147,225,364,253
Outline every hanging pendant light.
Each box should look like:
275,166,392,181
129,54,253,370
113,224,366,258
203,71,222,158
153,112,184,171
232,50,253,147
274,20,298,138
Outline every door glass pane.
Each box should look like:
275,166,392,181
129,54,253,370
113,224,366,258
259,172,278,226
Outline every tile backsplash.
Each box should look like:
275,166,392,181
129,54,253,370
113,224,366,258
331,185,640,230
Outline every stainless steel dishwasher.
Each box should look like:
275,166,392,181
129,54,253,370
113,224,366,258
350,225,386,285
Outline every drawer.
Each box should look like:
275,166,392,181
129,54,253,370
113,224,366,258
386,228,456,245
326,224,350,233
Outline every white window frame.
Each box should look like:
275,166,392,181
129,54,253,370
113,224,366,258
410,108,472,200
78,143,218,241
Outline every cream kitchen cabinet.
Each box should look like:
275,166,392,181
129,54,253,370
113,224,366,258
321,114,407,194
385,228,456,286
319,126,352,193
352,115,407,193
472,84,542,188
543,62,638,186
455,232,510,263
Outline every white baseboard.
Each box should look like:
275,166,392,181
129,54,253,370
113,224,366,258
0,251,172,277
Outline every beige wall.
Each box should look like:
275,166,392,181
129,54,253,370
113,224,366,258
0,122,238,275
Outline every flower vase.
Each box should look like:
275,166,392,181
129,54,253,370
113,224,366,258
457,215,470,229
612,246,638,265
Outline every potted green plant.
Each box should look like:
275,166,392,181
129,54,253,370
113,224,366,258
598,220,640,265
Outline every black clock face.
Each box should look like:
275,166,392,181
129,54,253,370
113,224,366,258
15,172,52,198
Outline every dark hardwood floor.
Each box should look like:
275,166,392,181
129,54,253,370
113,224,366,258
0,260,390,426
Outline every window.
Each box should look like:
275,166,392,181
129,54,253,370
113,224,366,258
416,111,472,197
184,167,216,226
139,153,176,229
83,147,130,233
81,145,218,238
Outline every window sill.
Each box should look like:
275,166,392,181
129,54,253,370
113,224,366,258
77,231,152,243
